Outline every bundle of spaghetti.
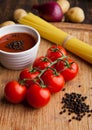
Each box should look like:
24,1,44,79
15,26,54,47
18,12,92,64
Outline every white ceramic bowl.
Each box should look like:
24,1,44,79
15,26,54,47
0,24,40,70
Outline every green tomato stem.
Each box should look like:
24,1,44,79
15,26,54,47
37,55,68,78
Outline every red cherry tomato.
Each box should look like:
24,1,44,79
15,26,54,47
55,58,78,81
33,56,52,70
41,69,65,93
4,80,27,103
19,68,40,80
26,83,51,108
19,68,40,87
46,45,67,61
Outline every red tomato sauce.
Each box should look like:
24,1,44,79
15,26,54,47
0,33,37,52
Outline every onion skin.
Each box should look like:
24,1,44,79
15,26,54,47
33,2,64,22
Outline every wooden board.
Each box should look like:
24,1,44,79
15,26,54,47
0,23,92,130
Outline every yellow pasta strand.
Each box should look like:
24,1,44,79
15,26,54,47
19,16,68,44
18,12,92,64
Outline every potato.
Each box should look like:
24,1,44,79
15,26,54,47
66,7,85,23
0,21,15,27
14,9,27,21
57,0,70,14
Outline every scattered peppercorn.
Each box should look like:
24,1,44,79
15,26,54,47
87,114,91,117
62,88,65,91
90,110,92,113
59,92,92,122
78,85,81,87
59,111,63,114
68,119,71,122
72,116,75,119
63,109,66,113
68,112,71,115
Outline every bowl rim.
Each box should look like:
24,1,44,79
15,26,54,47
0,24,40,55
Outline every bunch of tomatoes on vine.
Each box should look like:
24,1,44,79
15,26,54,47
4,45,78,108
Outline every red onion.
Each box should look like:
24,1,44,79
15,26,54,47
32,2,64,22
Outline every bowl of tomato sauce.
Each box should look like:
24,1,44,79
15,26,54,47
0,24,40,70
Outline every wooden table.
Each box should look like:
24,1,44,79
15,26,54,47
0,0,92,130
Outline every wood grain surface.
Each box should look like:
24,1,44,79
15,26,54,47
0,22,92,130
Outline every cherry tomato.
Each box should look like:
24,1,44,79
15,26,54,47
26,83,51,108
46,45,67,61
19,68,40,80
4,80,27,103
55,58,78,81
19,68,40,87
41,69,65,93
33,56,52,70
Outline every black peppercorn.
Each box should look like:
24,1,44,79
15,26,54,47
59,92,92,122
6,40,24,50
